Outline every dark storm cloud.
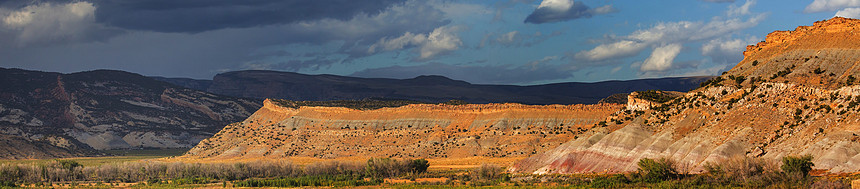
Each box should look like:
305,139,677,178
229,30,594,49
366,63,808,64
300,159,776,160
350,62,573,85
524,1,616,24
0,0,451,79
91,0,405,33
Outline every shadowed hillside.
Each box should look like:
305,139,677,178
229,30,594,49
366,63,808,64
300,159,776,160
0,68,261,159
157,71,712,105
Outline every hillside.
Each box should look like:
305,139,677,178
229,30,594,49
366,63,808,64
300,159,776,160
157,70,712,105
510,17,860,174
182,99,622,160
0,68,261,159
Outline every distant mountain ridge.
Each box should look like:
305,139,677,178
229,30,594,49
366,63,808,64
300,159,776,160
155,70,714,105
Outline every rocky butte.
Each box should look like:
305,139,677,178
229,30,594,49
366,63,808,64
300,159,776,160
183,99,622,160
511,17,860,174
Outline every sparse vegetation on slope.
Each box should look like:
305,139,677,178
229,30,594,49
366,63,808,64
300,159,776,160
511,17,860,176
634,90,678,103
187,99,621,160
272,99,429,110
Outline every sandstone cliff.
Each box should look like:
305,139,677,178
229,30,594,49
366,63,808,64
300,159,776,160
511,17,860,174
184,99,622,160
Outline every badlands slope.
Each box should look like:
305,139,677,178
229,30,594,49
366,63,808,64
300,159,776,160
511,17,860,174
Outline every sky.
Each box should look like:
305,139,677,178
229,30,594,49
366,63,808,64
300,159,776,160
0,0,854,85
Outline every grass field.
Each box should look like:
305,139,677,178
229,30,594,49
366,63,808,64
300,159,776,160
166,155,523,171
2,152,854,188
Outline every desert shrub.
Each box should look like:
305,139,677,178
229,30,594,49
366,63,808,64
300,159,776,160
304,161,363,177
590,174,630,188
406,159,430,175
704,156,786,187
171,177,212,185
470,164,504,181
728,75,746,84
0,181,15,187
635,158,678,183
814,68,825,74
365,158,401,179
442,100,468,105
781,155,814,178
146,178,162,185
699,76,725,88
0,160,301,184
273,99,428,110
233,175,379,187
810,178,849,189
56,160,82,171
467,164,508,186
364,158,429,179
636,90,676,103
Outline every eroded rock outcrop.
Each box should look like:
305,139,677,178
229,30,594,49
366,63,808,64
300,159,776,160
0,68,261,158
184,99,622,160
511,17,860,174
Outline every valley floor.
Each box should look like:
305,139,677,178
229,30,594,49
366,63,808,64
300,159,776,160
166,156,525,171
1,151,859,188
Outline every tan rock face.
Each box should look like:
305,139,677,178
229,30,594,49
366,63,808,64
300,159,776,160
511,17,860,174
626,92,656,111
732,17,860,89
184,99,622,160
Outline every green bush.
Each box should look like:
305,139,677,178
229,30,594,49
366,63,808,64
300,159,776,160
699,76,725,88
0,181,16,187
781,155,814,178
171,177,211,185
365,158,429,179
635,90,676,103
55,160,82,171
233,175,379,187
636,158,678,183
469,164,504,181
590,174,630,188
407,159,430,175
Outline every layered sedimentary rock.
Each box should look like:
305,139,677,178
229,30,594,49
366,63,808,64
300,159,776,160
0,68,260,158
511,17,860,174
185,99,622,159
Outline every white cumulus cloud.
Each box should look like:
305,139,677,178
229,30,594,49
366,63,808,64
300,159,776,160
805,0,860,13
524,0,616,24
367,25,463,60
641,44,682,72
727,0,756,16
538,0,575,10
496,31,519,44
701,36,760,63
572,1,764,64
0,2,120,46
575,40,648,61
836,7,860,18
